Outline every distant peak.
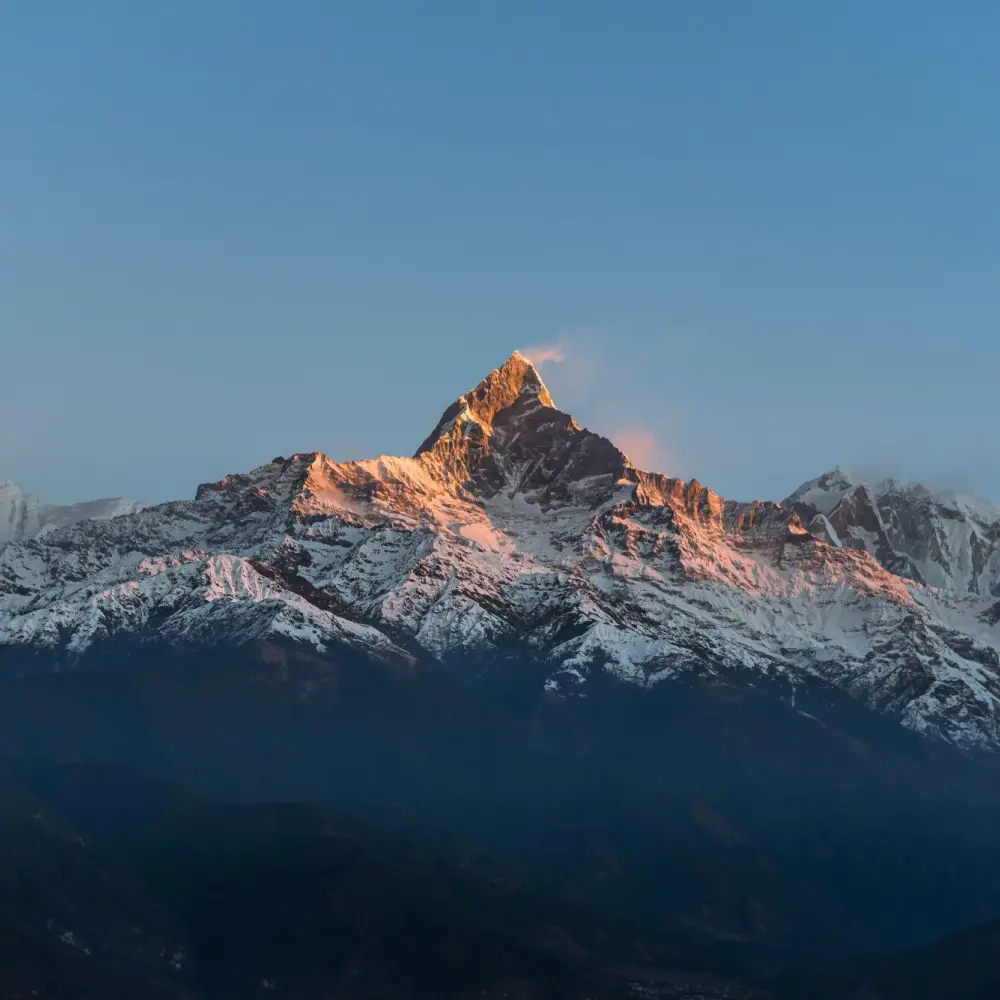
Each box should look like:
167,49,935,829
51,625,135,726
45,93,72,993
414,352,556,458
783,467,861,517
804,467,857,491
821,466,855,487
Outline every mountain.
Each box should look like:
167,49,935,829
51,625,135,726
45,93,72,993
4,353,1000,995
0,480,144,547
785,467,1000,598
5,699,998,1000
2,761,767,1000
11,758,1000,1000
1,351,999,749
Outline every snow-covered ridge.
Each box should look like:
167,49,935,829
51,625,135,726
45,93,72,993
785,468,1000,598
0,481,145,547
2,353,999,749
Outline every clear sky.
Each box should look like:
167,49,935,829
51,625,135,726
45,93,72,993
3,1,999,505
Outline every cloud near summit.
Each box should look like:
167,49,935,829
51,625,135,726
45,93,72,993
519,343,566,369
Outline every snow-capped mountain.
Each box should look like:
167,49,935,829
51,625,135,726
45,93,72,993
2,352,999,748
0,481,144,548
785,468,1000,598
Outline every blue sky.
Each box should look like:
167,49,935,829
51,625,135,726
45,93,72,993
3,1,999,504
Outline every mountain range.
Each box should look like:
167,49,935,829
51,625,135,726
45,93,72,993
3,351,999,748
4,352,1000,998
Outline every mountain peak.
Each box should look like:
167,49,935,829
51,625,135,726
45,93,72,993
784,467,859,517
410,352,627,496
414,352,556,459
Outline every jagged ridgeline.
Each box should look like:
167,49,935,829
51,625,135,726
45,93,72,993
2,351,999,746
4,353,1000,998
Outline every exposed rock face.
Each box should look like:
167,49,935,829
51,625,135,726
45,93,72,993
2,353,1000,748
414,350,626,498
785,469,1000,597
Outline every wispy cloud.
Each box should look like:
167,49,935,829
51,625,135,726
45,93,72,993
846,451,1000,501
613,426,670,474
519,341,566,369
